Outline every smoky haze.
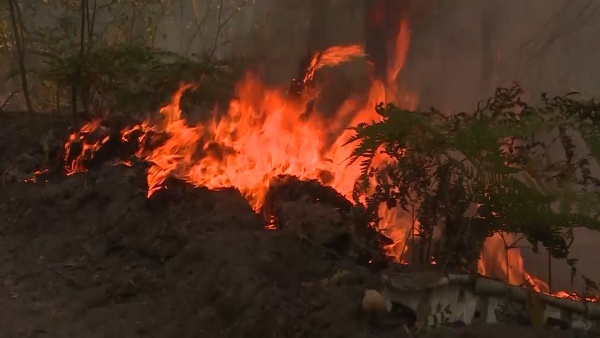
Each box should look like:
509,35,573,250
230,0,599,109
4,0,600,292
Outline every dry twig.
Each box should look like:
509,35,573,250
0,90,22,112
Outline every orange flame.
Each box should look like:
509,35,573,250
479,233,598,302
63,18,417,256
61,14,417,258
302,44,366,85
63,119,110,175
133,21,416,214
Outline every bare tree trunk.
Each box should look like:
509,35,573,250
7,0,33,113
72,0,88,121
82,0,97,116
86,0,97,42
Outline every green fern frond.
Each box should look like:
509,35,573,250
347,86,600,269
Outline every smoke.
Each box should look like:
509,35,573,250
401,0,600,112
222,0,599,111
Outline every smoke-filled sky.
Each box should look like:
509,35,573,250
180,0,599,112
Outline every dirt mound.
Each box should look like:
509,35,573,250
0,110,388,337
0,162,378,337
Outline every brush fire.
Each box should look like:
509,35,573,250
18,3,599,335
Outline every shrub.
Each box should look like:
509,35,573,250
347,85,600,274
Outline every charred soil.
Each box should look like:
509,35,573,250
0,113,579,338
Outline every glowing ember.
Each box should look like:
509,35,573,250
23,169,49,183
63,119,110,176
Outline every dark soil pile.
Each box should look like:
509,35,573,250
0,113,579,338
0,113,393,338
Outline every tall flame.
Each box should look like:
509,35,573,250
137,36,416,212
62,16,417,262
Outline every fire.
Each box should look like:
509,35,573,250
55,13,427,268
63,119,110,176
301,44,366,85
110,21,416,216
479,233,598,302
478,232,526,285
55,13,592,302
63,18,417,249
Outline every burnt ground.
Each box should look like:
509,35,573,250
0,112,582,338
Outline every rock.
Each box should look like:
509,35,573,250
362,289,389,319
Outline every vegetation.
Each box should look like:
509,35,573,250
347,84,600,279
0,0,253,117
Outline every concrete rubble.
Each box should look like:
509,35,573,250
381,269,600,335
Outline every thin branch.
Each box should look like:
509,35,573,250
210,0,252,55
185,0,215,54
0,90,21,112
210,0,224,55
7,0,33,113
515,1,600,78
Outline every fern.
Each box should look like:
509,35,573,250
347,84,600,271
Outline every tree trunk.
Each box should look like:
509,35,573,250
73,0,88,121
7,0,33,113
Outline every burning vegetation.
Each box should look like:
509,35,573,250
28,23,600,306
6,2,600,336
29,11,600,294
